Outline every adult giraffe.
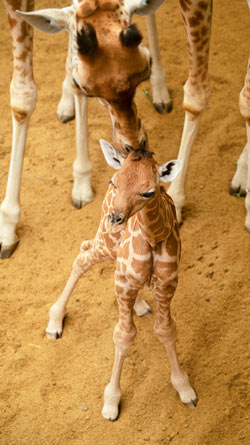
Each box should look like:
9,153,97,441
0,0,170,259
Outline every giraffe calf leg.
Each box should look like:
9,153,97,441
102,344,127,421
46,248,97,339
154,318,197,407
102,318,137,421
46,270,81,339
165,342,197,407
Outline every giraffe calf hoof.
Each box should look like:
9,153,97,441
154,101,173,114
0,241,19,259
133,299,152,317
102,404,120,422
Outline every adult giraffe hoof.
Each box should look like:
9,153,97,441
154,100,173,114
57,94,75,123
57,112,75,124
0,241,19,259
46,328,62,340
229,185,246,197
72,198,92,209
185,397,198,408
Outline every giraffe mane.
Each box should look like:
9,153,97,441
130,148,154,162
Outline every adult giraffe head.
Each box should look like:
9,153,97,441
17,0,164,152
100,138,182,232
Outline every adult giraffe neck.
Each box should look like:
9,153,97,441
108,99,147,152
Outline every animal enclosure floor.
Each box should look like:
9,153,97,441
0,1,250,444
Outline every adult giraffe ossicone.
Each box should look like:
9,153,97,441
46,140,197,420
1,0,170,259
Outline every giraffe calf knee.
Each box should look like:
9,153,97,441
154,317,176,346
113,322,137,350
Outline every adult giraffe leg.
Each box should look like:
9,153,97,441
153,281,197,406
234,55,250,231
168,0,212,223
57,34,75,124
47,31,94,208
0,0,37,258
55,32,94,208
230,143,248,197
71,94,95,208
102,282,138,421
146,13,172,113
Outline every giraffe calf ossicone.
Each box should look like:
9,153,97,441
46,141,197,420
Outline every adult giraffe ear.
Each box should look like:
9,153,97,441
16,8,72,34
99,139,126,170
124,0,165,18
159,160,182,183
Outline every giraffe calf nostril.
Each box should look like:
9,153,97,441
108,213,124,225
116,215,124,225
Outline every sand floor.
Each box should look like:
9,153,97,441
0,1,250,444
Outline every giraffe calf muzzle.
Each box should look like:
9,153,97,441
109,212,124,225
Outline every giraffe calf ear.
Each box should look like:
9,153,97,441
99,139,125,170
159,160,182,183
16,8,72,34
120,24,142,47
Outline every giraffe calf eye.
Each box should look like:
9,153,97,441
141,191,155,198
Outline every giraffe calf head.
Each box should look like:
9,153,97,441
100,139,182,232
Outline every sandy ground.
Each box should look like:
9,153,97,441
0,1,250,444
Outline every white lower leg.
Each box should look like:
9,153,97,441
0,117,30,257
57,34,75,123
102,321,136,421
230,143,248,195
146,13,171,113
72,94,95,208
164,341,197,406
46,271,81,339
168,111,201,222
57,73,75,123
102,344,128,421
245,125,250,231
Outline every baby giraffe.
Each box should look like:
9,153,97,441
46,140,197,420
